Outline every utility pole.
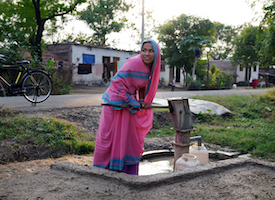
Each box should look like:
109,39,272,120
141,0,144,44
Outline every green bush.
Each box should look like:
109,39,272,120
44,59,73,95
0,105,95,156
215,70,233,88
261,87,275,101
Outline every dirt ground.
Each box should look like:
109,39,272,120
0,85,275,199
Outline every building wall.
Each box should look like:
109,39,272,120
47,43,139,84
251,64,259,80
46,44,72,62
48,43,184,86
159,64,170,86
236,64,259,83
71,45,138,65
159,65,185,87
236,65,246,83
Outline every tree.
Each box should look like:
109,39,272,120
231,25,261,67
0,0,86,63
158,14,216,79
247,0,275,67
79,0,131,47
259,1,275,67
212,22,240,60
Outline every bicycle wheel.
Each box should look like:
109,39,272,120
0,82,6,97
22,71,52,103
102,78,109,86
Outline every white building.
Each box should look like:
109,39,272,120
236,63,259,83
47,43,139,85
159,65,185,87
46,42,186,87
210,60,259,85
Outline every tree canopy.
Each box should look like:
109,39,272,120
79,0,131,46
231,25,261,67
231,0,275,68
212,22,240,60
0,0,86,63
259,1,275,67
158,14,216,74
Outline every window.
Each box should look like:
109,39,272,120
78,64,92,74
103,56,110,63
83,54,95,66
254,65,257,72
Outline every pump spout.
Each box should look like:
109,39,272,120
190,136,202,146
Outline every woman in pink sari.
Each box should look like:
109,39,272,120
93,39,161,175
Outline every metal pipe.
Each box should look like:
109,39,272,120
101,102,170,109
190,136,202,146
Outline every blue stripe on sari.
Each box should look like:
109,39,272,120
109,156,141,171
93,155,141,171
112,71,150,81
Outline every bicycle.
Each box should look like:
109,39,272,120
89,78,109,86
0,54,52,105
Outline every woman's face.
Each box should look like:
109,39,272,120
141,42,155,68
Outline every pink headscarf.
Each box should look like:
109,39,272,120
142,39,161,104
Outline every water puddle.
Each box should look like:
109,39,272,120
139,153,223,176
139,155,174,175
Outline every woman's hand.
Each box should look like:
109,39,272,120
139,101,150,109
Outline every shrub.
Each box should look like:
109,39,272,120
44,59,73,95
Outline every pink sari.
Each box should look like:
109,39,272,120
93,39,161,174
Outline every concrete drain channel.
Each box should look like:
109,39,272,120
51,155,275,189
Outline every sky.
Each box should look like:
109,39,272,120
145,0,262,25
59,0,264,51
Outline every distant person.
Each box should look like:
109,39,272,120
171,76,175,91
93,39,161,175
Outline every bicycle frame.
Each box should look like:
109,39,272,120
0,62,30,94
0,57,52,104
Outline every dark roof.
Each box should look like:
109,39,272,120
48,42,139,54
259,69,275,77
43,50,73,69
210,60,235,72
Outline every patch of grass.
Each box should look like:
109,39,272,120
152,107,170,112
190,89,275,161
147,126,174,137
149,108,173,137
0,105,20,117
261,87,275,102
0,105,95,156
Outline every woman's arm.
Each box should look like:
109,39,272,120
138,87,150,108
139,87,145,100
